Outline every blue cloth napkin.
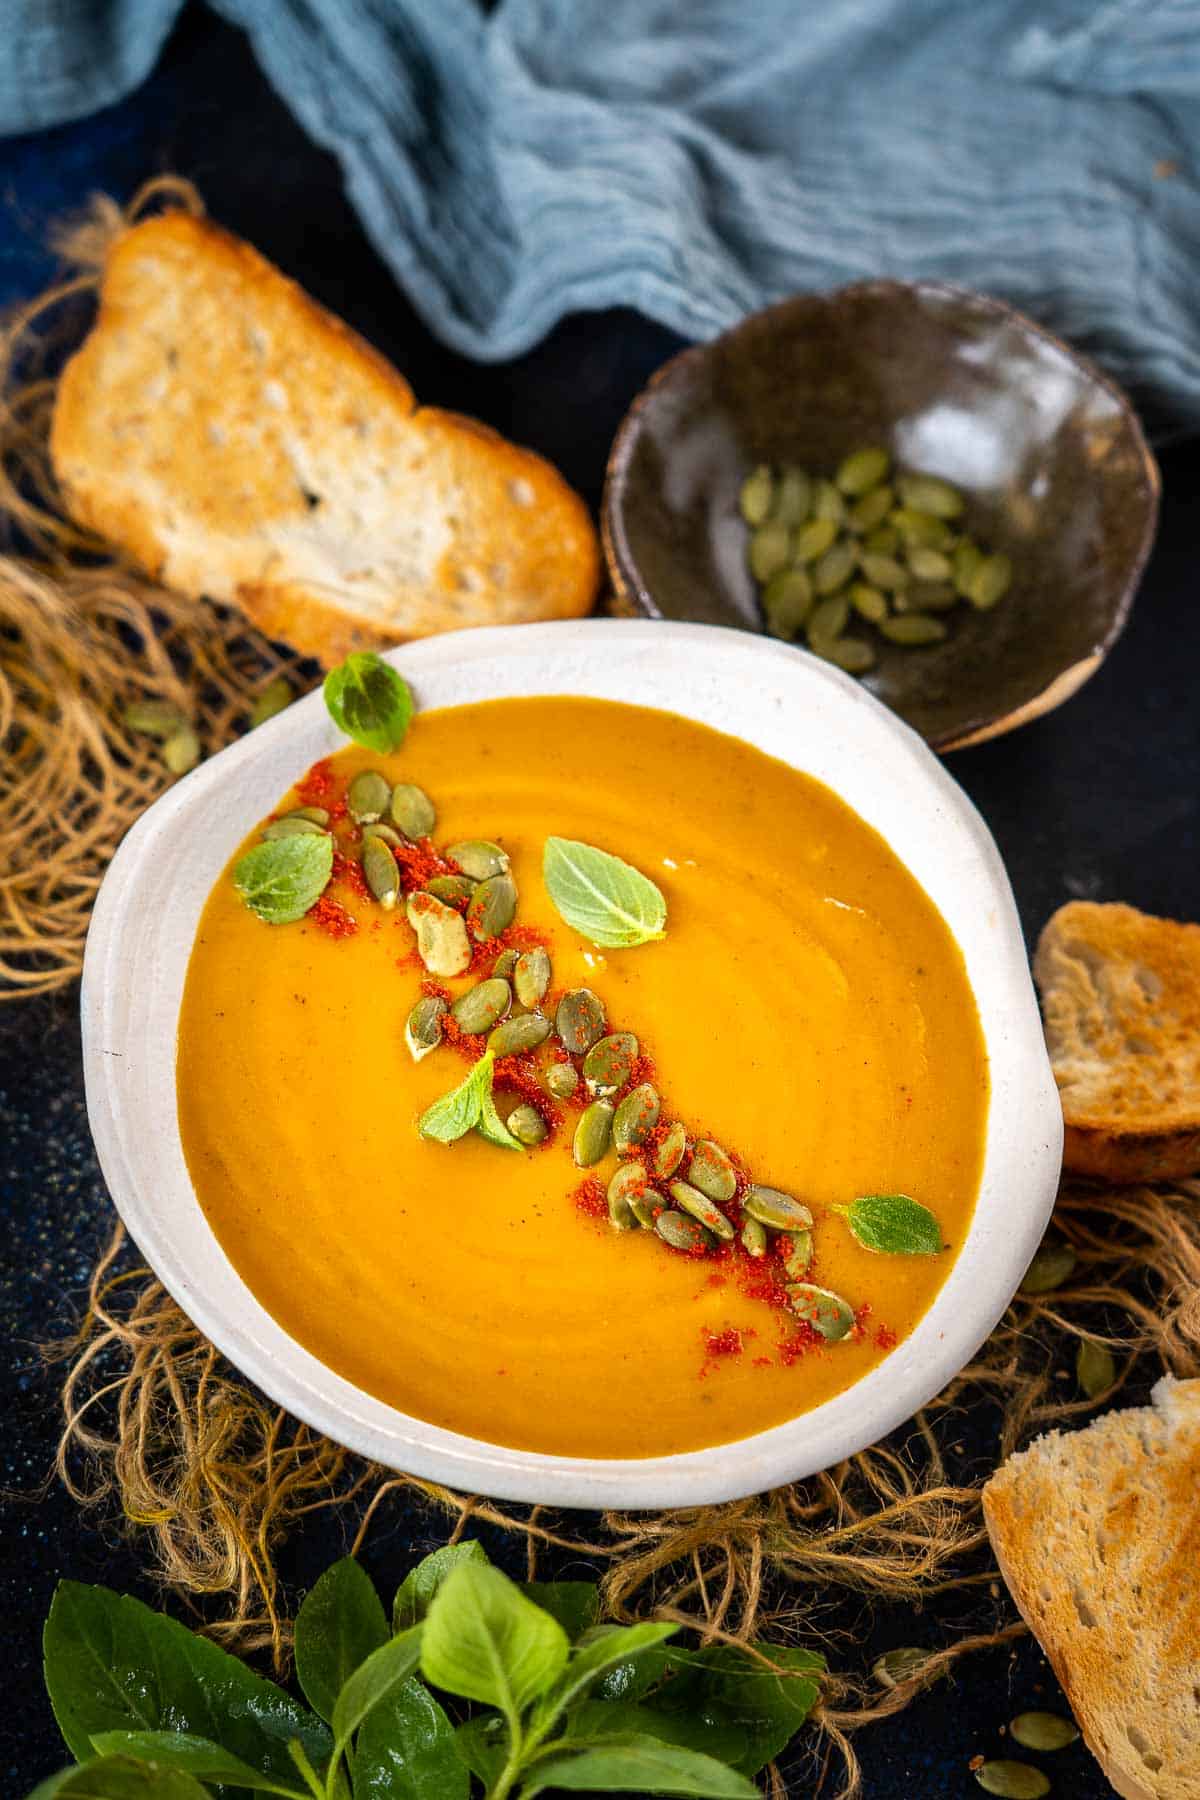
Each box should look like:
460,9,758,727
6,0,1200,428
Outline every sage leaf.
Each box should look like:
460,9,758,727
840,1193,943,1255
329,1627,423,1756
418,1055,495,1144
42,1582,329,1778
477,1080,524,1151
27,1757,211,1799
233,834,333,925
294,1557,389,1725
542,837,667,949
420,1561,569,1723
323,653,413,753
523,1736,758,1797
354,1676,469,1800
524,1581,601,1642
88,1732,301,1794
393,1542,490,1634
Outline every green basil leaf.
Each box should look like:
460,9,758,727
323,654,413,754
522,1736,759,1797
841,1193,943,1256
27,1755,211,1799
451,1716,507,1788
294,1558,389,1725
233,834,333,925
420,1562,569,1722
418,1055,495,1144
43,1583,329,1779
353,1675,468,1800
657,1643,823,1775
329,1628,423,1754
393,1542,490,1634
591,1642,694,1705
476,1081,523,1151
536,1622,677,1729
542,837,667,949
567,1701,749,1771
523,1582,600,1642
88,1733,300,1794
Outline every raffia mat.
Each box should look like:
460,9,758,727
7,181,1200,1797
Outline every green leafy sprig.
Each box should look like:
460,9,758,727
542,837,667,949
323,653,413,754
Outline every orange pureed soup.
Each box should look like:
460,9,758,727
177,697,988,1458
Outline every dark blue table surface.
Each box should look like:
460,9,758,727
3,8,1197,1796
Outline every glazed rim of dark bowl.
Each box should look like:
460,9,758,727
602,278,1161,752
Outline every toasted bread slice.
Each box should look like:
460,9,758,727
50,213,599,663
1034,901,1200,1181
983,1377,1200,1800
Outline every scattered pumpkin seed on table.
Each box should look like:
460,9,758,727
1020,1241,1077,1293
974,1761,1050,1799
1076,1337,1116,1398
1009,1713,1079,1752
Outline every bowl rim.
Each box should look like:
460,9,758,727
601,277,1160,752
81,617,1063,1508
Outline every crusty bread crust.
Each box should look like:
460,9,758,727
983,1378,1200,1800
50,213,600,662
1034,901,1200,1181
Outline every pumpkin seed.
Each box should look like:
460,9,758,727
966,552,1013,610
905,581,958,612
780,1228,813,1280
1076,1338,1116,1398
614,1083,660,1154
446,839,510,880
671,1180,735,1241
467,872,518,941
426,872,477,905
404,995,447,1063
556,987,606,1055
514,946,551,1008
390,782,436,838
973,1761,1050,1798
545,1060,580,1099
847,484,894,534
741,1217,768,1258
863,524,900,555
1009,1713,1079,1753
744,1185,814,1232
583,1031,639,1097
165,726,200,775
813,541,857,596
629,1190,659,1230
906,546,953,582
249,676,292,728
818,636,875,674
793,516,839,563
653,1120,688,1179
488,1011,552,1058
348,769,391,823
806,594,850,648
288,806,331,826
813,479,846,525
878,612,947,645
786,1282,856,1341
362,821,404,848
1020,1241,1076,1294
739,463,775,526
363,836,401,909
896,473,964,518
763,567,813,639
507,1103,548,1147
773,465,812,526
836,446,890,496
849,581,888,624
492,947,519,978
953,538,985,595
452,977,512,1035
608,1160,649,1231
749,522,791,583
890,506,952,550
859,552,910,591
688,1140,737,1203
873,1647,931,1689
123,700,188,738
262,815,329,840
406,891,471,977
655,1210,710,1252
574,1099,614,1167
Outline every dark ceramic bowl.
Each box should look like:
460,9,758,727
603,282,1159,750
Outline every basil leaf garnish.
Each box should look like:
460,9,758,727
323,652,413,753
542,836,666,949
418,1054,495,1143
233,834,333,924
839,1193,944,1255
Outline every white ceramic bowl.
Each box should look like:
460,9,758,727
82,620,1062,1509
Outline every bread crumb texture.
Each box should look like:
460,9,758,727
984,1377,1200,1800
50,214,599,663
1034,901,1200,1180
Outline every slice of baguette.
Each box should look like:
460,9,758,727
1034,901,1200,1181
50,213,599,663
983,1377,1200,1800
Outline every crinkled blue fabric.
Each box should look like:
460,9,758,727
4,0,1200,425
